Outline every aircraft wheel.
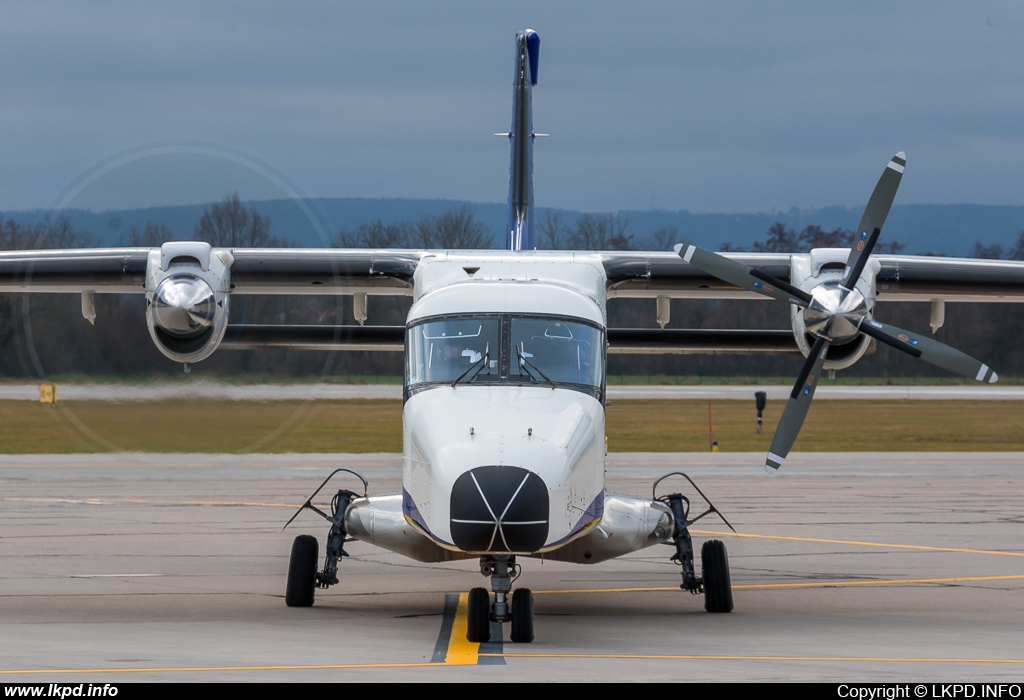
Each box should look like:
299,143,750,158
466,587,491,642
285,534,319,607
510,588,534,643
701,539,734,613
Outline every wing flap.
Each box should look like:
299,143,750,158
222,324,405,351
607,328,798,355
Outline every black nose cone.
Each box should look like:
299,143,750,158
450,466,549,553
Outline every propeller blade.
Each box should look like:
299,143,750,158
766,335,830,473
858,319,998,383
843,152,906,288
678,243,813,306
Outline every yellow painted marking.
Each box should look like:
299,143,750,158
484,653,1024,665
444,592,480,665
692,529,1024,558
5,652,1024,675
536,574,1024,595
2,594,482,675
734,574,1024,589
0,662,448,675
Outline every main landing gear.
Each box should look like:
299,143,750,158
466,555,534,643
283,469,368,607
654,472,736,613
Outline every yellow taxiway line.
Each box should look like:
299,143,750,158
4,573,1022,676
443,593,480,665
535,573,1024,596
0,662,459,675
486,653,1024,665
692,528,1024,557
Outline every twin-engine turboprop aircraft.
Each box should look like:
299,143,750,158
2,29,1023,644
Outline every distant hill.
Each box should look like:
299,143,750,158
4,198,1023,255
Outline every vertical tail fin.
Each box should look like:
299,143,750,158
504,29,539,251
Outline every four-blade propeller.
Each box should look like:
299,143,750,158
677,152,998,473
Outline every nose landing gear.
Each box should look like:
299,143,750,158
466,555,534,643
655,472,736,613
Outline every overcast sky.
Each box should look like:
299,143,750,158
3,2,1024,215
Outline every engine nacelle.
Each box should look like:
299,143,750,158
145,242,233,364
789,248,879,371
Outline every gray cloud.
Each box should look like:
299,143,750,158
2,1,1024,214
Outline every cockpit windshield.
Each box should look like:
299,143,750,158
406,317,501,385
510,318,602,387
406,314,604,397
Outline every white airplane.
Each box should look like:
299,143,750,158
2,29,1023,645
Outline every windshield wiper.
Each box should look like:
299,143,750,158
451,343,490,388
515,343,556,389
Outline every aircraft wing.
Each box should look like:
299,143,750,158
0,247,419,295
603,251,1024,301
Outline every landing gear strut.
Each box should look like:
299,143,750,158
283,469,368,606
655,472,735,613
465,555,534,643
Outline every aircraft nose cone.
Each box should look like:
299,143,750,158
450,466,549,553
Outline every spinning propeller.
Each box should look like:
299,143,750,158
677,152,998,473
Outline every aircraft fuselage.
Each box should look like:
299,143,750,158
401,253,608,555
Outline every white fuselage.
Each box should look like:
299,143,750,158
400,252,609,554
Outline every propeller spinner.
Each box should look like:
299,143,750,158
678,152,998,473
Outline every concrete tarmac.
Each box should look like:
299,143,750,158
1,452,1022,682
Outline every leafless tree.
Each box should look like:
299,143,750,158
970,241,1005,260
753,222,797,252
536,211,566,250
1009,231,1024,260
797,225,852,250
646,226,680,251
127,222,175,247
194,193,279,247
0,217,92,250
414,206,490,249
337,219,412,248
566,213,635,250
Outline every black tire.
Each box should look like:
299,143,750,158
701,539,733,613
510,588,534,643
466,587,491,643
285,534,319,607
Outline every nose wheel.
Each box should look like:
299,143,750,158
466,555,534,643
510,588,534,643
466,587,491,642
